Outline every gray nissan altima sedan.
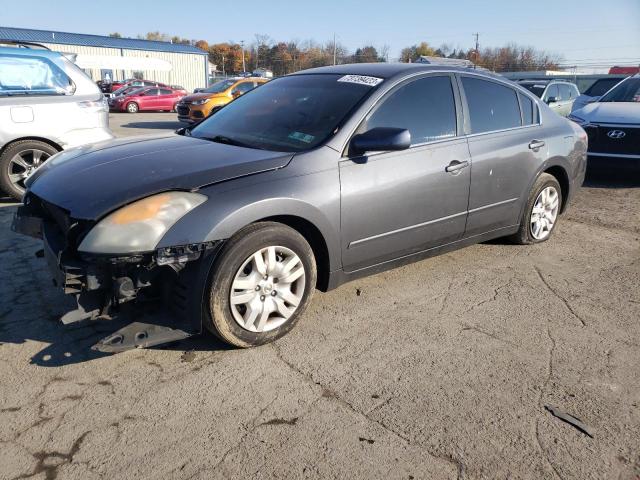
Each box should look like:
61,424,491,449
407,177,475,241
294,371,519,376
13,63,587,351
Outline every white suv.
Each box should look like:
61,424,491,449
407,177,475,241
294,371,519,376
0,45,113,199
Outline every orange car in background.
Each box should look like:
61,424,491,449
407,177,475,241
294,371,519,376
176,77,269,123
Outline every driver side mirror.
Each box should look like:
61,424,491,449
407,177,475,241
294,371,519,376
350,127,411,156
232,90,242,98
546,96,558,104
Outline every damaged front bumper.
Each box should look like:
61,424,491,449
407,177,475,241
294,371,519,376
12,202,222,352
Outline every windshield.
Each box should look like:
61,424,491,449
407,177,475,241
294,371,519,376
520,83,546,98
190,74,378,152
584,78,623,97
203,79,237,94
599,77,640,102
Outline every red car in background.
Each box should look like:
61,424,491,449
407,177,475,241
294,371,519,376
108,86,186,113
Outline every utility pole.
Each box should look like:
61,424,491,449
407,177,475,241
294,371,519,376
222,54,225,77
472,32,480,65
333,33,337,65
240,40,246,72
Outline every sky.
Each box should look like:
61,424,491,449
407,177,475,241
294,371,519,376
2,0,639,69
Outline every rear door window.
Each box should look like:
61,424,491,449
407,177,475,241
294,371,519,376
558,84,576,100
159,88,173,95
461,77,521,134
0,53,75,96
362,75,457,145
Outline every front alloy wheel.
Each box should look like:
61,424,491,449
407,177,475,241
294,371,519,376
230,246,306,333
205,222,317,347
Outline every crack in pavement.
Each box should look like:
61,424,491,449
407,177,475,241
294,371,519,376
459,324,519,348
532,305,565,480
534,266,586,327
270,342,465,479
11,431,90,480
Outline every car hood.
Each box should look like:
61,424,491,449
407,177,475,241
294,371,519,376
27,134,293,220
574,102,640,123
182,92,226,102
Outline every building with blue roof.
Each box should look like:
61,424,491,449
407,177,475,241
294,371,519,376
0,26,209,92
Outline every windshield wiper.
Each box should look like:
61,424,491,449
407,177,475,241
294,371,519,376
202,135,263,150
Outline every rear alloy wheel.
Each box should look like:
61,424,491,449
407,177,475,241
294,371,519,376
126,102,139,113
530,186,559,240
0,140,58,200
510,173,562,245
205,222,316,347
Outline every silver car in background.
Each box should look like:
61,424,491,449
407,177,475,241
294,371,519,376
518,79,580,117
0,44,113,199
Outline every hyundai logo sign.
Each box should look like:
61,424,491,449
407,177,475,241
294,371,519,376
607,130,626,139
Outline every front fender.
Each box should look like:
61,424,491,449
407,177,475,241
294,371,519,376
157,167,342,271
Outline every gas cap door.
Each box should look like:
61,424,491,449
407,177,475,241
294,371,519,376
10,106,34,123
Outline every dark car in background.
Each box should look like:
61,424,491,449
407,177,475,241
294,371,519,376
572,77,626,112
569,74,640,165
518,79,580,117
13,63,587,352
108,86,186,113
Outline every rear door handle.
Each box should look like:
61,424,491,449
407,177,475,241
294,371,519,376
445,160,469,173
529,140,546,150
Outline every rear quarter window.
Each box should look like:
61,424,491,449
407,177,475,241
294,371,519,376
0,53,75,96
462,77,522,134
518,92,539,126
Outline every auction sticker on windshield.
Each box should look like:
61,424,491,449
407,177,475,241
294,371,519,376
288,131,315,143
337,75,383,87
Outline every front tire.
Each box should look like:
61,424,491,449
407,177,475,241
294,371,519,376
0,140,59,200
205,222,317,347
510,173,562,245
126,102,139,113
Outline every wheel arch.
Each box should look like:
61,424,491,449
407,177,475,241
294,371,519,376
543,164,570,214
159,196,341,292
0,137,63,157
257,215,331,291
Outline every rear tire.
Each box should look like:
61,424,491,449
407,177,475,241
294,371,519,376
205,222,317,348
510,173,562,245
126,102,139,113
0,140,59,200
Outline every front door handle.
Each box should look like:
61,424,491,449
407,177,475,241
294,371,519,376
445,160,469,173
529,140,546,151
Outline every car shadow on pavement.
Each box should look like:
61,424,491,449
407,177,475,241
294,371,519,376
584,162,640,188
0,306,232,368
119,121,183,130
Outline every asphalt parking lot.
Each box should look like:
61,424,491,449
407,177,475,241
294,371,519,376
1,112,639,479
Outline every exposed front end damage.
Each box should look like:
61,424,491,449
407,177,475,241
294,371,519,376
12,195,222,352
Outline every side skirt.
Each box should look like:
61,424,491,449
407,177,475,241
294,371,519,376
326,225,519,290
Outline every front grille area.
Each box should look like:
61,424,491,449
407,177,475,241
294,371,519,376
192,110,204,119
27,194,93,252
177,105,190,116
585,124,640,156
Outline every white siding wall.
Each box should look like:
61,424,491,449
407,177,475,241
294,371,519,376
39,42,207,92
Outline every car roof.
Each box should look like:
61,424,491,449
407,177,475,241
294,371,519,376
518,79,574,85
290,62,503,81
0,45,62,59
